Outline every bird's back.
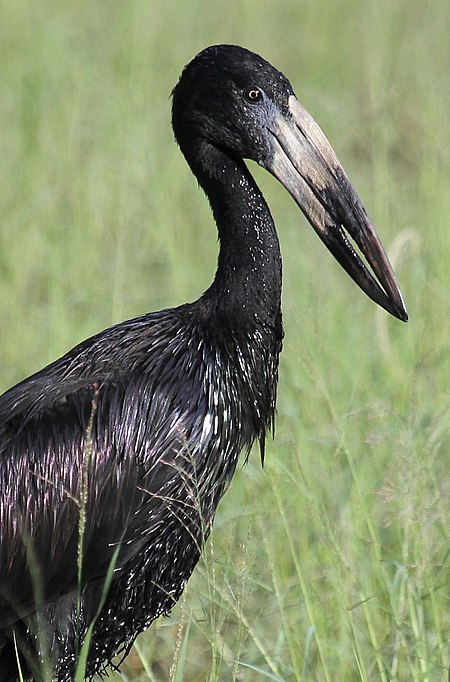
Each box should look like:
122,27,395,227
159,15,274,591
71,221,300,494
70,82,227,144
0,299,281,679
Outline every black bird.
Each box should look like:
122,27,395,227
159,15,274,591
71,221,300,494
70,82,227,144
0,45,407,681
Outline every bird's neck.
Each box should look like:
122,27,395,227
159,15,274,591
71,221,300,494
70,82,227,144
192,145,282,330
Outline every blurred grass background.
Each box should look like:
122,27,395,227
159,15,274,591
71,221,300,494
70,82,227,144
0,0,448,680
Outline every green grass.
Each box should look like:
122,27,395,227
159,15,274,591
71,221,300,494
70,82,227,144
0,0,448,680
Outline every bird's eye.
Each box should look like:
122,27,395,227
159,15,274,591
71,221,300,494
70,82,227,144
245,88,263,103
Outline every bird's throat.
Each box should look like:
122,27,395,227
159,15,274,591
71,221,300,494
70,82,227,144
195,148,283,328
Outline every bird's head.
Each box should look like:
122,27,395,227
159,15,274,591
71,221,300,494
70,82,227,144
172,45,293,163
172,44,408,322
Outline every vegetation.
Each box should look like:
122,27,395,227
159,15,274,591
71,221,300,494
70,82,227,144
0,1,448,680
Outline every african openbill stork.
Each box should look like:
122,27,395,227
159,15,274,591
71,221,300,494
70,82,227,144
0,44,407,680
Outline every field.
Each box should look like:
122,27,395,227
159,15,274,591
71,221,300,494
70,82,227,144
0,1,448,680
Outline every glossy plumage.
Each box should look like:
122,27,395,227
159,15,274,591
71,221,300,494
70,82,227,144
0,45,406,680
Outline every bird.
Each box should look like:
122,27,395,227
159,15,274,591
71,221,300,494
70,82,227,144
0,44,407,681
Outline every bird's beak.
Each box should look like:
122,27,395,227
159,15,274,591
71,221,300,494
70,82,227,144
264,95,408,321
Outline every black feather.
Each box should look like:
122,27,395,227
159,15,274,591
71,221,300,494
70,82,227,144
0,43,406,681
